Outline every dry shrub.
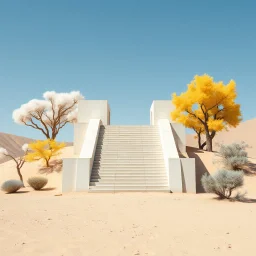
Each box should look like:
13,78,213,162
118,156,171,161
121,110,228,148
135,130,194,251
215,142,249,170
1,180,23,193
201,170,244,199
28,176,48,190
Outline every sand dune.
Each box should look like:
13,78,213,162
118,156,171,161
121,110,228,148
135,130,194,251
0,132,73,164
187,118,256,158
0,132,34,164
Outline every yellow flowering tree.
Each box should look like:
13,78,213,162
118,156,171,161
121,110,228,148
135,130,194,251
25,139,65,167
171,74,242,152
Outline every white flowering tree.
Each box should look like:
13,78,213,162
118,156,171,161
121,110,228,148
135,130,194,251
13,91,84,140
0,144,29,185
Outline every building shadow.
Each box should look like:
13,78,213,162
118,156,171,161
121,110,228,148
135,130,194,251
186,146,210,193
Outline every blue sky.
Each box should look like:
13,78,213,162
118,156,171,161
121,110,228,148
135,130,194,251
0,0,255,142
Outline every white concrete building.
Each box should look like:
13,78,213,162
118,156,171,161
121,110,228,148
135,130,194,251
62,100,196,193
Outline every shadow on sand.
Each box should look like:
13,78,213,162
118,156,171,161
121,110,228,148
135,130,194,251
243,161,256,176
212,196,256,204
6,191,30,194
186,146,210,193
39,187,56,191
38,160,63,174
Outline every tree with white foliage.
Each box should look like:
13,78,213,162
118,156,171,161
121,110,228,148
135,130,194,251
13,91,84,140
0,144,29,185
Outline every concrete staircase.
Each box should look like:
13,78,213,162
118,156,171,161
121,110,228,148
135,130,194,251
89,125,169,192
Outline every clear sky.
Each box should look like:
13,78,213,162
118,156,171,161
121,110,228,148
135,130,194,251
0,0,255,142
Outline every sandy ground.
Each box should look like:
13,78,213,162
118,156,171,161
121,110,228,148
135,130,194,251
0,146,75,193
0,142,256,255
187,118,256,158
0,191,256,256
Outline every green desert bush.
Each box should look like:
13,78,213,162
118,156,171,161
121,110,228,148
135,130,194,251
1,180,23,193
27,176,48,190
215,142,249,170
201,170,244,199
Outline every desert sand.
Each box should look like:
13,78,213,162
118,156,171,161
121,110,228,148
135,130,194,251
0,120,256,255
0,132,34,164
187,118,256,158
0,132,73,164
1,190,256,256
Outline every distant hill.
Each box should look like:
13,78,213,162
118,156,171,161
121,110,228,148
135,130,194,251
186,118,256,158
0,132,73,164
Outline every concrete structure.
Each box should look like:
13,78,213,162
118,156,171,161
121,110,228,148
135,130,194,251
62,100,196,193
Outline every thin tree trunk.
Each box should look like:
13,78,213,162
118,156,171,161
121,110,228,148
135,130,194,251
205,129,213,152
197,133,202,149
200,141,206,149
16,167,24,187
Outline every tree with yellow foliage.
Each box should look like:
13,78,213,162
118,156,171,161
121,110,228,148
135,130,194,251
171,74,242,152
25,139,65,167
182,117,206,149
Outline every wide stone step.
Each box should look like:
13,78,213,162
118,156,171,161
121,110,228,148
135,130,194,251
90,181,168,186
89,185,170,192
98,135,160,137
92,170,167,174
99,130,159,132
91,171,166,175
97,139,161,142
91,176,166,180
95,151,163,154
90,178,168,182
96,146,163,150
97,143,161,146
91,176,168,181
100,131,159,133
93,163,164,167
94,156,164,160
93,159,164,163
96,144,162,148
101,126,158,129
91,171,167,176
92,163,165,167
99,129,159,134
94,152,164,155
98,136,160,139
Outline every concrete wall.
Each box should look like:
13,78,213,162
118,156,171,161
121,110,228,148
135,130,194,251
80,119,101,172
158,119,196,193
158,119,182,192
62,118,102,193
150,100,175,125
150,100,186,154
75,158,91,191
62,158,77,192
181,158,196,193
74,123,88,155
77,100,110,125
170,123,186,154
